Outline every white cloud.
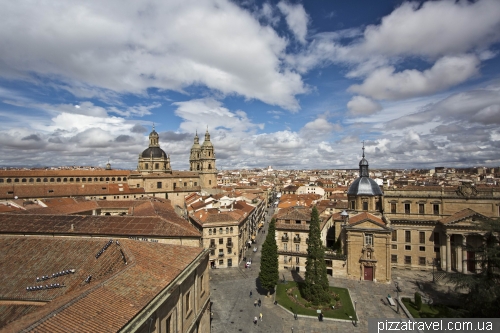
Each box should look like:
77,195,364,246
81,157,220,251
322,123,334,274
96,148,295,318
349,54,480,100
277,1,309,44
0,0,306,111
347,96,382,116
358,0,500,58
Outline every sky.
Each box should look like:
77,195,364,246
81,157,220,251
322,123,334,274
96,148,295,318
1,0,500,171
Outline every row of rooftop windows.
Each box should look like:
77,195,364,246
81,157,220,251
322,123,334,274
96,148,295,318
208,227,234,235
0,177,127,184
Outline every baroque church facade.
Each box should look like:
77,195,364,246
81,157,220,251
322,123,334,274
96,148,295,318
128,127,217,208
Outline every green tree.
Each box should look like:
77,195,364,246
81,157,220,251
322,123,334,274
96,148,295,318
259,218,279,295
414,292,422,311
303,206,331,305
446,218,500,317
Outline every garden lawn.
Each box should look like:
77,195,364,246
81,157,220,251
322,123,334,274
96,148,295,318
276,281,357,320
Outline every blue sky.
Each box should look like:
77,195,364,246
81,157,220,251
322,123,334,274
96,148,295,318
1,0,500,170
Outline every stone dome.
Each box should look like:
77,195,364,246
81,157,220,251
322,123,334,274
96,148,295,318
141,146,166,158
347,177,383,196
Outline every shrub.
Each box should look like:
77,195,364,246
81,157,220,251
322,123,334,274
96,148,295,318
415,292,422,311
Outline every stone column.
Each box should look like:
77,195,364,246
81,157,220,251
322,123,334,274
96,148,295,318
457,234,463,273
440,232,446,270
446,233,451,272
462,235,467,274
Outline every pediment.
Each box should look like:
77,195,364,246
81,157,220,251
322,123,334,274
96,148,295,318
351,220,386,230
439,208,491,227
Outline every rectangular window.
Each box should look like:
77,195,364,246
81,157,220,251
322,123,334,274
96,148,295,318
157,182,162,189
228,258,232,267
404,256,411,265
185,291,191,314
194,182,197,186
184,182,187,187
350,201,355,210
284,255,287,263
405,230,411,243
155,163,159,169
365,234,373,246
433,204,439,215
219,238,223,244
296,257,299,264
391,244,397,249
295,244,299,252
362,201,368,211
218,249,223,256
295,220,301,224
166,315,171,333
391,255,398,263
219,259,223,265
391,230,397,241
284,243,288,251
391,203,396,213
200,275,204,294
173,182,177,189
404,203,410,214
210,249,215,256
419,232,425,244
405,245,411,251
419,246,425,252
209,180,212,185
419,204,425,214
419,257,426,266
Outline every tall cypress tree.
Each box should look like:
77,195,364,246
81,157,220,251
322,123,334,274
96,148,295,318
303,206,331,305
259,218,279,295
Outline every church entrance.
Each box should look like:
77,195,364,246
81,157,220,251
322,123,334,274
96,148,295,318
363,266,373,281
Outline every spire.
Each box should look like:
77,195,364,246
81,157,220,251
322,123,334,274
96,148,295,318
149,124,159,147
205,126,210,141
193,130,199,145
359,141,369,177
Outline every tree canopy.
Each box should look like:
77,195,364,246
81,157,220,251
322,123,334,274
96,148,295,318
303,206,331,305
259,217,279,293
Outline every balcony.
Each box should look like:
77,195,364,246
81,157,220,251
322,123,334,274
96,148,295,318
281,235,289,242
209,243,216,249
293,236,301,243
218,253,224,257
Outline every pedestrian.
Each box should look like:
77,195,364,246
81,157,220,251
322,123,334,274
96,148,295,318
254,300,257,307
258,298,261,307
259,313,262,321
249,290,252,298
253,316,258,324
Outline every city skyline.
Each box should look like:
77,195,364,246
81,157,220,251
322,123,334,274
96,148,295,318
1,0,500,170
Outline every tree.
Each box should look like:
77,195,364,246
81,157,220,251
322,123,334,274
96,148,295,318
446,219,500,317
303,206,331,305
414,292,422,311
259,218,279,295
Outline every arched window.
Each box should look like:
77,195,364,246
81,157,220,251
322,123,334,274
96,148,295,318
6,179,11,183
219,228,223,234
56,178,61,182
82,178,86,182
21,178,27,183
112,177,115,181
69,178,74,182
213,228,217,235
0,179,4,183
50,178,55,182
208,164,212,169
29,178,34,183
230,227,233,234
87,178,91,182
63,178,67,182
36,178,41,182
226,227,229,234
209,229,212,235
43,178,48,182
94,178,98,182
145,163,149,170
123,177,127,181
117,177,121,181
106,178,109,181
100,178,104,181
14,178,19,183
76,178,80,182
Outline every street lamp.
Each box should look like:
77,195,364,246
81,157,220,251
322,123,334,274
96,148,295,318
427,258,437,283
354,300,358,327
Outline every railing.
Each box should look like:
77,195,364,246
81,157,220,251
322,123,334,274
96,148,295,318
281,236,289,242
218,253,224,257
293,237,301,243
324,251,347,261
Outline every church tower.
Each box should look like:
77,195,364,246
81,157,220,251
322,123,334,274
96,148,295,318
198,128,217,188
189,131,202,172
137,125,171,174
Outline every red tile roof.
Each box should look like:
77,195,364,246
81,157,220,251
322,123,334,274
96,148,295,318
0,237,205,332
348,212,386,227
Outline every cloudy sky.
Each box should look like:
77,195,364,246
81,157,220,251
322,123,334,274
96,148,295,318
1,0,500,170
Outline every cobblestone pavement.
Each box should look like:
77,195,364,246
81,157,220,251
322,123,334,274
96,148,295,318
209,210,459,333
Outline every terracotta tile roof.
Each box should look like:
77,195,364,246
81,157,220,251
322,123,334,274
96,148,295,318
276,206,311,221
347,212,386,228
0,183,145,200
438,208,487,225
0,213,201,238
0,170,131,177
0,237,205,332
